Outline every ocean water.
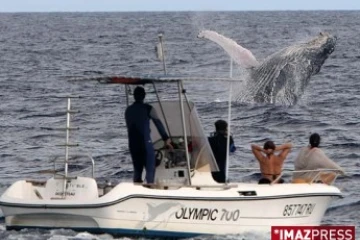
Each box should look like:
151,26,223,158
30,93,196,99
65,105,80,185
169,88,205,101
0,11,359,239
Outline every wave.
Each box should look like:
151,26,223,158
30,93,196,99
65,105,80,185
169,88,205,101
325,199,360,214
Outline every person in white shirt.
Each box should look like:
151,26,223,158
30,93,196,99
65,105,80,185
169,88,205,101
293,133,344,184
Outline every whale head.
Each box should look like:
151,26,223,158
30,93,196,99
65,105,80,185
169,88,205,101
303,32,337,75
246,32,337,104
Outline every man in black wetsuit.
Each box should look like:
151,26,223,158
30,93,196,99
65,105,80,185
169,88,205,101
125,86,172,184
208,120,236,183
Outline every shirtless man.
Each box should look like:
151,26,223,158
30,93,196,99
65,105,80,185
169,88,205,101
251,141,293,184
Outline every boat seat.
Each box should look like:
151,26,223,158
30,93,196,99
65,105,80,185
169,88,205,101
44,176,98,200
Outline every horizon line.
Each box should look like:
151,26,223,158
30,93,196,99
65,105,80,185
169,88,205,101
1,9,360,13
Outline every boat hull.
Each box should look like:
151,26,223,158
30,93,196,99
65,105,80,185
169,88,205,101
0,181,342,238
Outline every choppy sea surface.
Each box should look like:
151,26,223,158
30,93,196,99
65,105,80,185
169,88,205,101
0,11,359,240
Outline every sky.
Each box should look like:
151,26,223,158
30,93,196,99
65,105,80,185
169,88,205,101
1,0,360,12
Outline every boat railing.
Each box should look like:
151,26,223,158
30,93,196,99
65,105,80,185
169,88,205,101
141,182,238,190
47,97,96,200
229,167,343,185
272,168,342,185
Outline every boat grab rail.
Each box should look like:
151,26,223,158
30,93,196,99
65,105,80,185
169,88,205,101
140,182,238,190
229,167,344,185
52,154,95,179
272,168,342,185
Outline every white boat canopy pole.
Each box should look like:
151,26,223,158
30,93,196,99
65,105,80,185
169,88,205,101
178,81,192,185
152,82,173,142
225,58,233,183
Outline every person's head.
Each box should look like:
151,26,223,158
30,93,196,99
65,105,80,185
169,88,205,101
215,120,228,134
133,86,146,102
264,140,276,154
309,133,321,148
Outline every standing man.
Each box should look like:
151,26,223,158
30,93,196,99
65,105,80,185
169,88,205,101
125,86,172,184
251,140,293,184
208,120,236,183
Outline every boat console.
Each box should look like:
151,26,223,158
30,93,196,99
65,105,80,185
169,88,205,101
153,137,191,186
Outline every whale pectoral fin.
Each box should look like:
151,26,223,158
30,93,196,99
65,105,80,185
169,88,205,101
198,30,259,68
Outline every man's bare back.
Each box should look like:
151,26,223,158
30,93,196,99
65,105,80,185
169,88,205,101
251,141,293,183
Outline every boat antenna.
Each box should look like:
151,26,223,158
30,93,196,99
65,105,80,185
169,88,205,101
153,33,173,140
64,98,71,182
225,58,233,183
156,33,167,75
60,97,79,198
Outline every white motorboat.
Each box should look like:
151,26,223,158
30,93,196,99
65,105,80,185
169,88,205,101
0,76,342,239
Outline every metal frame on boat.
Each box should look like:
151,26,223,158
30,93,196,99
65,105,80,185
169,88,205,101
0,75,343,238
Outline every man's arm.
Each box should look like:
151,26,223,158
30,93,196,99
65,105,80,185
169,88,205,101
149,107,169,141
251,144,265,162
313,149,345,175
276,143,293,160
149,106,173,149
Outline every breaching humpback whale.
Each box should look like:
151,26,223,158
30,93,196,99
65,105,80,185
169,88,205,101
198,30,337,104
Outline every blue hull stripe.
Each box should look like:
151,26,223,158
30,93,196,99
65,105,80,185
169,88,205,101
7,225,205,239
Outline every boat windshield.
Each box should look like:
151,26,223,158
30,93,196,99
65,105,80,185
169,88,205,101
150,100,219,172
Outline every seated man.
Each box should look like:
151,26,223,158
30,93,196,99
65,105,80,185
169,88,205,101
208,120,236,183
293,133,344,185
251,141,293,184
